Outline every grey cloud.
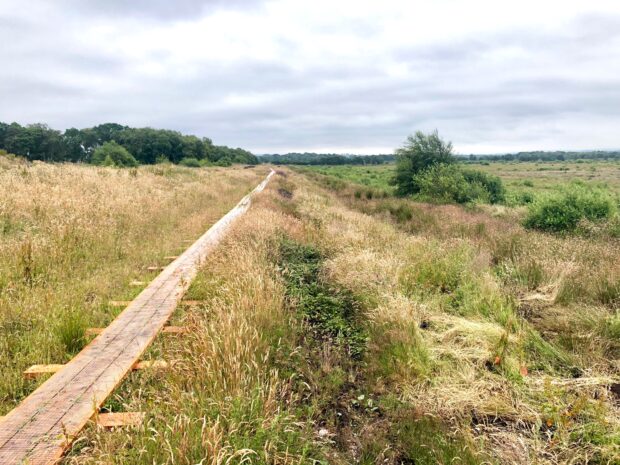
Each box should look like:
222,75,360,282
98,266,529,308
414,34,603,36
1,3,619,153
59,0,265,21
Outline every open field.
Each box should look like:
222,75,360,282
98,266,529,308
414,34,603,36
1,158,619,464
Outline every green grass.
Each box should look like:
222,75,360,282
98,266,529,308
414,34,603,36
301,164,395,194
278,238,368,359
302,159,620,208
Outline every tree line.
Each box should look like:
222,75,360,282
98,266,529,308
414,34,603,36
0,122,258,166
465,150,620,162
259,152,395,165
260,150,620,166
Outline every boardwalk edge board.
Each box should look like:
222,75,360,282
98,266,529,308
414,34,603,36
0,170,274,465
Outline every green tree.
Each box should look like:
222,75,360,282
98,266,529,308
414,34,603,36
91,141,138,167
393,130,454,196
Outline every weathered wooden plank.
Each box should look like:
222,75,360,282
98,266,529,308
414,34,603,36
86,326,187,337
23,365,65,379
96,412,145,428
0,170,274,465
146,266,165,272
24,359,172,378
133,360,170,370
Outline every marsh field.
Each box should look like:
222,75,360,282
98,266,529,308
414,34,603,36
0,155,619,464
306,160,620,201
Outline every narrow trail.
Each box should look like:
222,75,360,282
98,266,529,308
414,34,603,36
0,170,274,465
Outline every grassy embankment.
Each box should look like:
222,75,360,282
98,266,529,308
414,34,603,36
299,163,620,463
65,167,618,464
0,155,267,414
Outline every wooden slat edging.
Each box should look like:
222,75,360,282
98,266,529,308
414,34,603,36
0,170,274,465
161,326,188,335
24,359,172,378
86,326,187,337
96,412,145,429
23,365,65,379
132,360,170,371
111,300,201,308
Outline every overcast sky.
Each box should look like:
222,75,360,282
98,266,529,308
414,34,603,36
1,0,619,154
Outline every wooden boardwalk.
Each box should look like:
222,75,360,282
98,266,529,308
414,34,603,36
0,171,274,465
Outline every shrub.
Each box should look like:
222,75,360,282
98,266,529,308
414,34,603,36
462,169,505,203
215,157,233,167
524,187,616,232
155,154,170,164
179,157,201,167
411,164,504,204
393,130,455,196
91,141,138,167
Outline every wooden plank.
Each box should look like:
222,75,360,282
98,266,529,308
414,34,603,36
96,412,145,429
161,326,188,335
23,365,64,379
0,170,274,465
146,266,165,272
85,328,103,337
86,326,187,337
24,359,173,378
133,360,170,370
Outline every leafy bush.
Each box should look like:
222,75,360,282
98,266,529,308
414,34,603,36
179,157,201,167
412,164,504,204
462,168,505,203
91,141,138,167
524,187,616,232
215,157,233,167
393,130,455,196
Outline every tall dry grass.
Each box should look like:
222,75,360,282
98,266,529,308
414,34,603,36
65,175,325,464
0,156,267,413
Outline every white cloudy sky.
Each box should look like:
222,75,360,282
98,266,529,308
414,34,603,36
1,0,620,154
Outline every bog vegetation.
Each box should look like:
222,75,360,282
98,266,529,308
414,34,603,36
304,132,620,236
1,136,619,465
53,165,618,465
